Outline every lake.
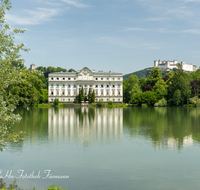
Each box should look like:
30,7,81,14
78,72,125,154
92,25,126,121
1,107,200,190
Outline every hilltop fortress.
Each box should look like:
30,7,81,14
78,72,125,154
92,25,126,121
154,60,197,72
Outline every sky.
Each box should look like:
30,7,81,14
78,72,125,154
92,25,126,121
6,0,200,75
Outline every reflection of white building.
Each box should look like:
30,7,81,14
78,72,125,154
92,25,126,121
48,67,123,102
48,108,123,145
154,60,197,72
155,135,194,150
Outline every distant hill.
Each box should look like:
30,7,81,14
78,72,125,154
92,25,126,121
123,67,153,80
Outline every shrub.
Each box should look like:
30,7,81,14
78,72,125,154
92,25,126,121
96,100,103,107
108,101,113,106
142,104,148,108
189,96,199,106
53,98,59,106
131,91,158,106
154,98,167,107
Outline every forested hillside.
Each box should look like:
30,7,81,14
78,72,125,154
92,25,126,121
123,67,153,80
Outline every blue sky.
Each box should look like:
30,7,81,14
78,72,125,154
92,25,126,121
6,0,200,74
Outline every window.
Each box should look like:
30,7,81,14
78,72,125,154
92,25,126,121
101,78,103,80
51,99,53,102
57,78,59,80
57,84,59,87
113,99,115,101
102,99,103,101
118,90,120,95
101,84,103,88
96,78,98,80
68,78,71,80
57,91,59,95
107,99,109,102
68,99,70,102
118,78,120,80
85,85,87,87
74,84,76,88
74,78,76,80
95,90,98,95
68,84,70,88
107,85,109,88
90,84,92,87
96,85,98,88
63,78,65,80
79,84,82,87
101,90,103,95
51,91,53,95
113,78,115,80
51,78,53,80
63,84,65,87
113,85,115,88
74,90,76,95
51,84,53,87
118,99,120,101
63,99,65,102
106,90,109,95
107,78,109,80
68,90,70,95
112,90,115,96
62,91,65,95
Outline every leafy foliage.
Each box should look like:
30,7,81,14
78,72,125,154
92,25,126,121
172,89,182,106
0,0,28,150
123,75,142,103
53,98,59,106
153,79,168,98
131,91,158,106
154,98,167,107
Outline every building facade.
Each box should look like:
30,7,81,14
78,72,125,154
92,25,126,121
48,67,123,103
154,60,198,72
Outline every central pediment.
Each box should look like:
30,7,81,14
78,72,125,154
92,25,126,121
78,67,93,76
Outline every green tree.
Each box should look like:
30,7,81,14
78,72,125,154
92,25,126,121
68,68,76,72
91,90,95,103
123,75,142,103
131,91,158,106
0,0,28,150
76,87,85,103
153,79,168,99
54,98,59,106
167,64,191,105
88,88,95,103
173,89,182,106
147,67,162,87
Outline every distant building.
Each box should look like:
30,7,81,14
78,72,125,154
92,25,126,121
29,63,38,71
48,67,123,103
154,60,198,72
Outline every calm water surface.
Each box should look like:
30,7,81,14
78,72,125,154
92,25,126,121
1,107,200,190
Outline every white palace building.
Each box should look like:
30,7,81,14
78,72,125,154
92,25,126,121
154,60,198,72
48,67,123,103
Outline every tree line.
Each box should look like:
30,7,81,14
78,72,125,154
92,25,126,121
123,65,200,106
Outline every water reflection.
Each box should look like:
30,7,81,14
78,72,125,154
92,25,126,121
12,107,200,150
123,107,200,150
48,108,123,145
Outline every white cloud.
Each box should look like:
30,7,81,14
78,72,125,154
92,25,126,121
124,27,147,31
183,29,200,34
124,27,176,34
62,0,88,8
5,8,60,25
145,17,170,22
